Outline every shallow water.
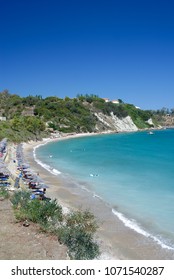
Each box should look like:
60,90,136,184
36,129,174,252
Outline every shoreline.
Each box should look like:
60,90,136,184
23,132,120,259
23,131,174,260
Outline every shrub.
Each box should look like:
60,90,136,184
58,226,100,260
66,210,98,233
11,190,100,260
0,188,10,199
10,190,31,209
57,210,100,260
26,199,63,224
11,191,63,225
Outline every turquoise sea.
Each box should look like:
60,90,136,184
35,129,174,252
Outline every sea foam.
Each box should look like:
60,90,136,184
112,208,174,251
33,144,61,176
34,130,174,256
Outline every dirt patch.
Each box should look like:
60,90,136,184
0,199,68,260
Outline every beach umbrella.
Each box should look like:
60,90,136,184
22,166,30,170
37,183,49,189
29,177,43,183
25,175,34,178
0,168,10,175
21,163,30,168
31,186,42,189
31,188,44,193
24,171,34,175
31,186,44,190
34,191,44,195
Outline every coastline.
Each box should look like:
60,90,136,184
23,132,174,260
23,133,119,259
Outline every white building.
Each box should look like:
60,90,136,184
102,98,110,102
112,100,119,104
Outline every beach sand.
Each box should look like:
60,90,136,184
22,134,174,260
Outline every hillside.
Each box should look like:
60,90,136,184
0,90,167,142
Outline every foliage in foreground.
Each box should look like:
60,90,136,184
0,188,10,199
58,226,100,260
57,210,99,259
10,190,100,260
11,191,63,224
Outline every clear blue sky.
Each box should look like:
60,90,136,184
1,0,174,110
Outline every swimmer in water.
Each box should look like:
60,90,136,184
90,174,99,177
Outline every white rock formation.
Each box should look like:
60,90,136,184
94,112,138,132
110,113,138,131
146,118,154,126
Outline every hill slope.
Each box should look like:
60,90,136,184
0,90,162,142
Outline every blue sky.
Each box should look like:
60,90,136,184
1,0,174,109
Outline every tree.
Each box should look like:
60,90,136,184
10,116,23,131
118,99,124,103
25,117,45,134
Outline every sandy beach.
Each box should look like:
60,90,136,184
21,133,174,260
23,133,119,260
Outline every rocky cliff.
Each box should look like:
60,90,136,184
94,112,138,132
160,115,174,127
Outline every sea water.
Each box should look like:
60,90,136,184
35,129,174,251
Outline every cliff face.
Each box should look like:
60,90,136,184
160,115,174,127
94,112,138,132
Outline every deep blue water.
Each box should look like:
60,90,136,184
35,129,174,250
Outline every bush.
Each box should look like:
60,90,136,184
10,190,31,209
57,210,100,260
58,226,100,260
11,190,100,260
93,101,128,118
11,191,63,225
0,188,10,199
25,199,63,225
66,210,98,233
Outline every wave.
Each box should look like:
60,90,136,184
33,145,61,176
33,137,174,253
112,208,174,251
93,193,102,199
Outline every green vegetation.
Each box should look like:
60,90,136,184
11,191,63,225
1,89,170,141
10,190,100,260
123,104,153,129
93,99,128,118
57,210,99,260
34,96,97,133
0,188,10,199
10,190,31,208
0,118,47,142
